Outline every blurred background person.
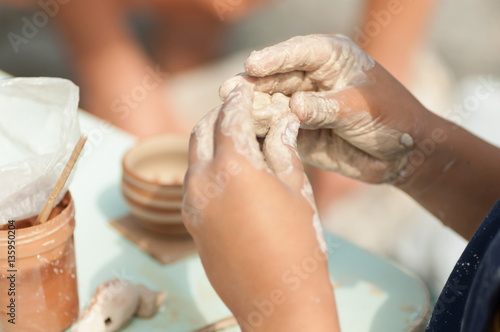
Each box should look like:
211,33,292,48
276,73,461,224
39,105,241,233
0,0,433,139
1,0,267,137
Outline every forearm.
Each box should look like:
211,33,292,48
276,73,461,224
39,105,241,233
359,0,436,84
397,113,500,239
233,272,340,332
244,303,340,332
54,0,185,136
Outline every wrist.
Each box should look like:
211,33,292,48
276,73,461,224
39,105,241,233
394,112,500,238
393,111,454,193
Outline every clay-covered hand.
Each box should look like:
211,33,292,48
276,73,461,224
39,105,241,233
220,34,432,183
182,84,339,331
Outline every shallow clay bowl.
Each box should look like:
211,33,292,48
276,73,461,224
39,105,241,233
122,135,189,236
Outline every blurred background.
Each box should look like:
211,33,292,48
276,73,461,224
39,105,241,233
2,0,500,79
1,0,499,300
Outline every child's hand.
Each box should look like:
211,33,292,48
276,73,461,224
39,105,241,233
220,34,433,184
183,84,339,331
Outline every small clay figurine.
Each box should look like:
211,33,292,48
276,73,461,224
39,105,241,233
71,279,167,332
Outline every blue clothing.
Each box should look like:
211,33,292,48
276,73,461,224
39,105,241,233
426,200,500,331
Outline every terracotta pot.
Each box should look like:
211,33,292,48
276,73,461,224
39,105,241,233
0,191,79,332
122,135,189,236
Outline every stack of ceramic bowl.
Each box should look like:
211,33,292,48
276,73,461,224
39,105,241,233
122,135,189,236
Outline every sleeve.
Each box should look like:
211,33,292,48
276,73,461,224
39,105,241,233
425,199,500,332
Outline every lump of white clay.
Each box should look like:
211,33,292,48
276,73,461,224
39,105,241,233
252,92,291,137
71,279,167,332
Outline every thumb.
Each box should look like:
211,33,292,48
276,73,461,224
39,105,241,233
262,113,306,193
290,90,343,129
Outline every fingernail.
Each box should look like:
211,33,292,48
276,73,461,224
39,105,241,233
244,50,261,73
225,83,253,108
225,88,242,104
291,92,339,128
220,76,245,100
245,50,271,76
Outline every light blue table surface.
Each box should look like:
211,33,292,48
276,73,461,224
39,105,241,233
0,71,430,331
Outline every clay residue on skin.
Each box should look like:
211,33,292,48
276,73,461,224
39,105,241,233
193,82,329,251
300,101,413,161
244,34,375,92
282,121,300,148
219,72,314,100
193,107,219,162
253,93,327,253
262,113,297,176
260,109,327,253
252,92,291,137
300,179,327,253
290,92,341,129
220,35,375,104
401,133,414,148
313,34,375,91
220,87,268,170
442,159,456,172
220,34,417,182
296,109,415,183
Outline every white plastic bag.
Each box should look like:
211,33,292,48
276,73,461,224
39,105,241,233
0,77,81,225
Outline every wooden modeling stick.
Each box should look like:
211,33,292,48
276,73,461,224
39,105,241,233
192,316,237,332
36,134,88,225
